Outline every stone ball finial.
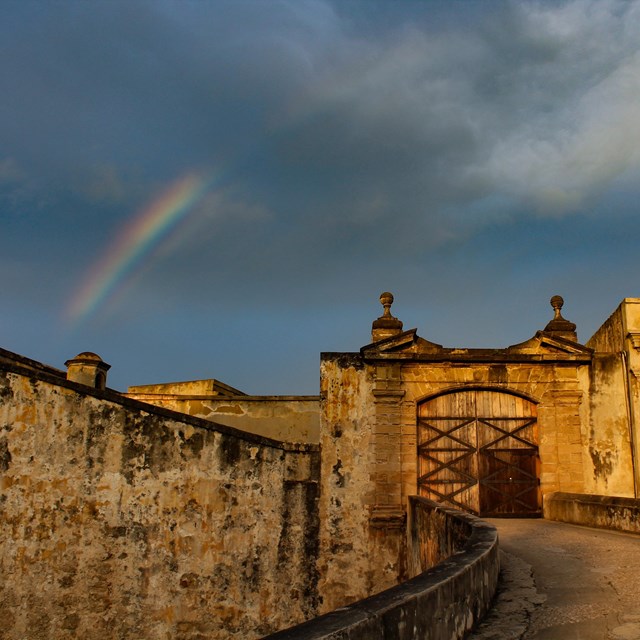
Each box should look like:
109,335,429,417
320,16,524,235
550,295,564,318
371,291,403,342
380,292,394,316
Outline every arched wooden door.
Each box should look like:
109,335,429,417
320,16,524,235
417,389,540,516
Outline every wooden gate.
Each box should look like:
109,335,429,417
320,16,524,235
417,389,540,516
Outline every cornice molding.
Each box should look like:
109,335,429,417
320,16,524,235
627,332,640,350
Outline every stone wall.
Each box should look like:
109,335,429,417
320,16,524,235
544,492,640,534
125,391,320,444
586,299,640,496
316,354,398,614
0,356,320,640
406,497,471,578
265,497,499,640
587,354,635,495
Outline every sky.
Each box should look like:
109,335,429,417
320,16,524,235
2,0,640,394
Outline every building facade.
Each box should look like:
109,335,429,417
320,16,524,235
2,294,639,633
314,294,640,609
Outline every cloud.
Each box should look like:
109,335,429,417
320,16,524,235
71,165,145,205
4,0,639,233
3,0,640,393
473,1,640,214
0,158,24,184
3,0,640,325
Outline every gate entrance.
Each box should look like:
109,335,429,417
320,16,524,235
417,389,540,516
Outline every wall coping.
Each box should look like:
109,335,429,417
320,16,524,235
545,492,640,508
124,393,320,402
0,346,67,378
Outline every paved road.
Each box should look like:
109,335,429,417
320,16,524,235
469,519,640,640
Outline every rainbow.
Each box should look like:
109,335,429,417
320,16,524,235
66,171,211,325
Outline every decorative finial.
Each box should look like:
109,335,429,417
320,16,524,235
380,292,394,317
544,295,577,342
371,291,403,342
550,295,564,320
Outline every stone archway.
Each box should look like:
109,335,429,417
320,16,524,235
417,389,541,516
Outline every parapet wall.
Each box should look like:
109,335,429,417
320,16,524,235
266,497,499,640
544,492,640,534
125,392,320,444
0,358,320,640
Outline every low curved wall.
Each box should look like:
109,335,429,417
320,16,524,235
544,492,640,534
266,497,499,640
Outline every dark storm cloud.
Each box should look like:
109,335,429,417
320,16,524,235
2,0,640,392
3,1,639,224
150,0,640,298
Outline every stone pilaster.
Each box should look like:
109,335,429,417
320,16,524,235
369,364,405,528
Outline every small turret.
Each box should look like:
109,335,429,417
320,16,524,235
371,292,403,342
65,352,111,390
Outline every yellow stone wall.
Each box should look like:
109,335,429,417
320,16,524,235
0,363,320,640
587,298,640,496
125,393,320,444
316,354,392,613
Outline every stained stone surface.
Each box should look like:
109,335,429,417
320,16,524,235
0,365,321,640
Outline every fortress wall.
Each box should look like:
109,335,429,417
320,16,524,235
586,299,640,497
0,361,320,640
587,354,635,495
586,303,626,353
316,354,404,614
125,393,320,444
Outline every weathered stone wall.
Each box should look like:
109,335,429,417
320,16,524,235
544,492,640,534
124,393,320,444
266,497,499,640
587,354,635,495
316,354,404,614
587,303,626,353
0,346,66,378
586,299,640,496
128,379,246,397
406,497,471,579
0,358,320,640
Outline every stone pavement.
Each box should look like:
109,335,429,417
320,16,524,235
468,519,640,640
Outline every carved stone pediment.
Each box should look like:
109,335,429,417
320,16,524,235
361,329,443,357
361,328,592,363
508,331,593,356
